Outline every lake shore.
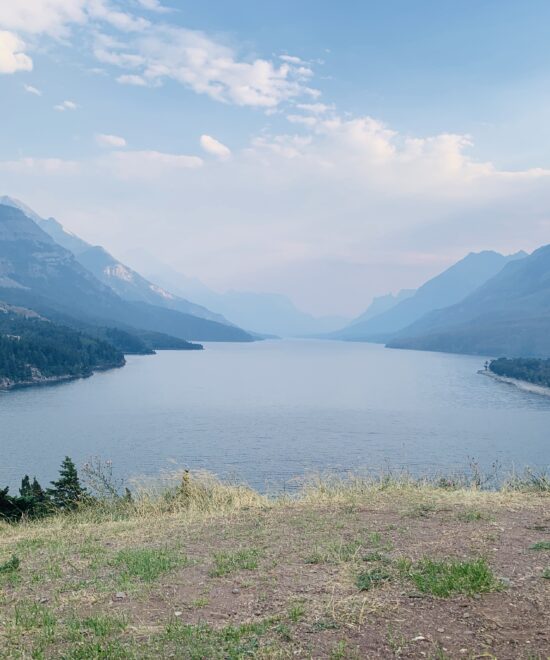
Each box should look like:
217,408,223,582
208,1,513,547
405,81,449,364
1,472,549,658
480,369,550,398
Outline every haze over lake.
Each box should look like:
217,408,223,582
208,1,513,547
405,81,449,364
1,340,548,491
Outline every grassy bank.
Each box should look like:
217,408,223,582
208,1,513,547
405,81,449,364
0,472,549,659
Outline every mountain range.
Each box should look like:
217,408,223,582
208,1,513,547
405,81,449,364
388,244,550,356
125,250,350,337
331,250,526,343
0,200,253,344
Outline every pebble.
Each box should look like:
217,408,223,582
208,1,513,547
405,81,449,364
231,588,240,594
174,611,182,617
114,592,126,600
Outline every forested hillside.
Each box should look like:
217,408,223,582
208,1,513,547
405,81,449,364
0,309,125,389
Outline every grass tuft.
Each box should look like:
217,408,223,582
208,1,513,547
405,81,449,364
114,547,186,582
529,541,550,551
355,568,391,591
399,557,500,597
209,548,261,577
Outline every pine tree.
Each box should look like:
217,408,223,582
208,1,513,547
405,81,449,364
47,457,86,510
19,475,32,498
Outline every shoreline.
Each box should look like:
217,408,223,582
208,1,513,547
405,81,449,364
480,369,550,397
0,360,125,392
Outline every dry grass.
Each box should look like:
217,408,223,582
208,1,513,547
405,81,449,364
0,471,549,658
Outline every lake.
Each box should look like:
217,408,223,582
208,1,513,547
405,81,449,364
1,340,549,491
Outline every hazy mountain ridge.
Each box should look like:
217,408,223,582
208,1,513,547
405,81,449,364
0,203,253,343
388,244,550,357
331,250,527,342
125,250,350,337
1,197,230,326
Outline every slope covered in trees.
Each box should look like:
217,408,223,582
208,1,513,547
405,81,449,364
489,358,550,388
0,309,125,389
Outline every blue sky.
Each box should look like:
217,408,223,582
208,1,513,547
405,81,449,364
1,1,550,315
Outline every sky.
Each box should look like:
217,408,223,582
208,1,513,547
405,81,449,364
1,1,550,317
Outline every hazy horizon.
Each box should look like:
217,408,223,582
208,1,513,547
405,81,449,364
2,1,550,316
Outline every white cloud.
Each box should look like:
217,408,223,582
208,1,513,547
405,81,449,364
96,133,127,148
0,31,32,74
116,73,147,86
54,100,78,111
0,0,147,37
0,157,78,174
280,55,304,64
106,149,203,179
200,134,231,160
23,83,41,95
95,25,320,107
296,103,333,115
137,0,170,12
0,2,318,107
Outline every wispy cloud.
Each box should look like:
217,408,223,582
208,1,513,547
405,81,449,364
200,135,231,160
116,73,147,86
54,100,78,111
96,133,127,148
23,83,41,95
96,25,319,107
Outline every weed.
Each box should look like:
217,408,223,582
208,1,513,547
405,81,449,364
114,547,185,582
356,568,391,591
288,601,305,622
529,541,550,551
210,548,261,577
400,557,499,597
457,510,489,522
0,554,20,573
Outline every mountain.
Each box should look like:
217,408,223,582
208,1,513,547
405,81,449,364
124,250,350,337
0,203,253,343
346,289,416,328
1,197,229,326
331,250,526,342
388,244,550,357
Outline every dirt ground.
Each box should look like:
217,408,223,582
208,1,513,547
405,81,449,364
0,488,549,658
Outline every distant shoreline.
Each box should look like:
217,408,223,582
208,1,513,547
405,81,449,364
480,369,550,398
0,361,125,392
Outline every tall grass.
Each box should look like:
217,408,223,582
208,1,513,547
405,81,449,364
1,465,547,534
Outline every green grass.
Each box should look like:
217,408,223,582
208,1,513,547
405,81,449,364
457,510,490,522
158,619,273,658
209,548,261,577
542,568,550,579
399,557,500,597
355,568,391,591
287,601,305,623
114,547,186,582
529,541,550,551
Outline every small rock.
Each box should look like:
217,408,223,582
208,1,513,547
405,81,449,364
114,592,126,600
174,611,182,617
463,612,470,619
39,597,49,604
231,588,240,594
500,577,512,587
411,635,426,642
437,628,444,633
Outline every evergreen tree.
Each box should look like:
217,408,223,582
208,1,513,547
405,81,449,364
18,475,49,518
47,457,86,510
19,475,32,498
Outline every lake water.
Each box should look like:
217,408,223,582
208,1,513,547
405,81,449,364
1,340,549,492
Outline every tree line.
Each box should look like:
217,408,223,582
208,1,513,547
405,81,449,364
0,457,87,522
489,357,550,388
0,312,124,385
